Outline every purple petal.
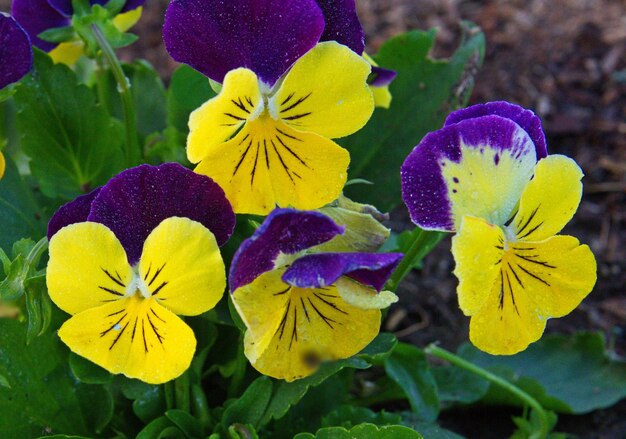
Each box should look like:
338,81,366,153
121,0,146,12
316,0,364,54
229,209,344,291
12,0,69,51
401,115,536,231
445,101,547,159
47,187,101,239
282,252,402,292
88,163,235,265
48,0,144,16
0,14,33,89
163,0,325,85
369,65,397,87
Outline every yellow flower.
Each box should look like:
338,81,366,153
0,151,5,179
188,42,374,215
452,155,597,355
47,217,225,384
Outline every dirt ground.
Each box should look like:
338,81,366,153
1,0,624,437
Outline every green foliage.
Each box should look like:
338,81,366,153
167,65,216,134
384,343,439,422
15,51,124,199
459,332,626,414
431,364,490,405
294,423,424,439
341,23,485,209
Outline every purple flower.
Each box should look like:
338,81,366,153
0,13,33,90
163,0,367,86
401,101,547,232
48,163,236,265
229,208,402,381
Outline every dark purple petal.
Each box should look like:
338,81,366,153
229,209,344,291
47,188,101,239
401,115,536,231
121,0,146,12
12,0,69,51
48,0,144,16
88,163,235,265
369,65,397,87
282,252,402,292
316,0,364,54
0,14,33,89
444,101,548,159
163,0,325,85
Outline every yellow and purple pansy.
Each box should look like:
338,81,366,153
163,0,390,214
401,101,596,355
0,13,33,179
11,0,144,65
229,208,402,381
46,163,236,384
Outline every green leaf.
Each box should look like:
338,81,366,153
431,364,489,405
167,65,216,134
15,50,124,199
294,423,423,439
222,376,273,428
341,23,485,209
136,416,179,439
69,352,113,384
399,414,465,439
228,423,260,439
38,26,75,43
459,332,626,414
0,318,114,438
0,157,45,250
321,406,402,429
166,409,204,438
383,343,439,422
24,274,53,343
120,378,167,423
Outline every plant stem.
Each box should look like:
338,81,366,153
425,344,549,439
386,229,444,292
90,24,139,167
174,371,190,412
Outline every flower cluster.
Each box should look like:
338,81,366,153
401,102,597,355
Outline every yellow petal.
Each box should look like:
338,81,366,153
194,120,349,215
113,7,143,33
138,217,225,316
47,222,133,315
49,41,85,66
372,85,392,109
233,271,380,381
188,68,261,163
507,236,596,318
58,296,196,384
272,42,374,138
335,277,398,309
468,270,547,355
452,216,505,316
511,155,583,241
0,151,5,179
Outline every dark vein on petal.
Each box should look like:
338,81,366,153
517,222,544,240
276,299,291,340
313,292,348,315
516,205,540,235
308,298,337,329
250,143,260,186
281,92,311,113
274,286,291,296
148,263,166,287
147,314,164,344
150,308,167,323
281,92,294,106
224,112,245,121
142,319,148,353
232,98,250,114
507,263,524,289
283,112,312,121
152,281,168,296
516,263,551,286
289,304,298,350
101,314,126,337
102,268,125,287
515,253,556,268
99,286,124,297
233,137,253,176
300,297,310,322
271,140,294,183
275,135,309,168
276,128,302,141
109,321,129,350
131,317,138,342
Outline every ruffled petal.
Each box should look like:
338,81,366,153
282,252,402,291
232,271,380,381
506,237,596,318
334,277,398,310
47,222,133,315
138,217,225,316
272,42,374,139
229,209,344,291
58,296,196,384
88,163,235,265
12,0,69,51
0,13,33,89
401,115,537,231
187,68,261,163
451,215,505,316
163,0,324,85
510,155,583,242
194,119,350,215
316,0,364,54
445,101,548,159
47,187,101,239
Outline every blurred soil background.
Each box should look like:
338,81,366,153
1,0,624,437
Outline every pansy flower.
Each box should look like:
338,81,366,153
12,0,144,65
163,1,387,214
46,163,236,384
401,101,596,355
229,209,402,381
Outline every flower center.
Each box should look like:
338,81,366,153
125,268,151,299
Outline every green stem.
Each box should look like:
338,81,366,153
164,381,175,410
425,344,549,439
90,24,139,167
386,229,444,292
174,371,190,412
